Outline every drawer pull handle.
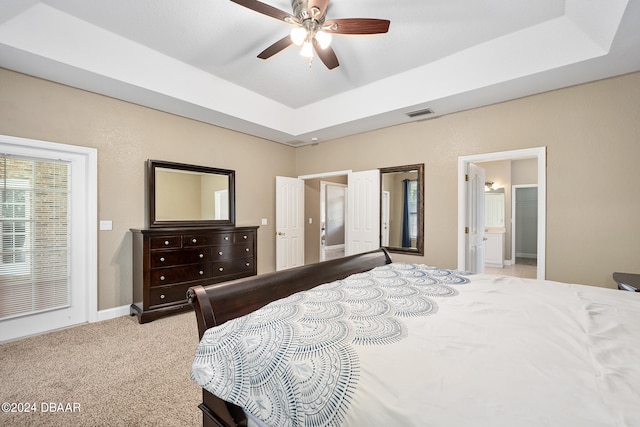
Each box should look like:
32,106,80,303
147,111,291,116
160,257,165,262
199,253,204,258
245,248,250,252
164,240,170,245
192,238,197,243
199,270,204,275
224,236,229,241
246,262,250,267
243,235,248,239
219,267,224,272
218,251,223,255
160,275,165,281
160,294,165,299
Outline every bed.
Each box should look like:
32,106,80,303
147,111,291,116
187,248,640,427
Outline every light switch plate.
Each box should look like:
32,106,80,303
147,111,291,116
100,220,113,231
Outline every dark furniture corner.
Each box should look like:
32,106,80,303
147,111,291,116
613,272,640,292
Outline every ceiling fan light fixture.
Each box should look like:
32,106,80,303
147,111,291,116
315,30,332,49
300,41,314,58
290,27,306,46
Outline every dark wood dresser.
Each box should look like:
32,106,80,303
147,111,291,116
130,226,258,323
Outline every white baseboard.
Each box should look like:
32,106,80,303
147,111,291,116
516,253,537,259
96,304,131,322
324,244,345,250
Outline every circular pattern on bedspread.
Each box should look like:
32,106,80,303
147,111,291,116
191,262,470,427
388,295,438,317
296,320,355,354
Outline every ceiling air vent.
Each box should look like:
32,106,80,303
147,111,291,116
406,108,434,118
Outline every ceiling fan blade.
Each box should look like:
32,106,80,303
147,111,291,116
313,39,339,70
324,18,390,35
308,0,330,18
230,0,295,22
258,35,294,59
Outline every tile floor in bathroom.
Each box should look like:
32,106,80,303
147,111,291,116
484,257,537,278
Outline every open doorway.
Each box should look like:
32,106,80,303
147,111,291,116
512,185,538,267
319,181,347,261
457,147,546,280
277,169,379,269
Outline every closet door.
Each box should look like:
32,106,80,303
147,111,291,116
346,170,380,256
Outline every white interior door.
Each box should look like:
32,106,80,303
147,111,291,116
346,170,380,256
466,163,486,273
275,176,304,271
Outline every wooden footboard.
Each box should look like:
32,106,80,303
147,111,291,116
187,248,392,427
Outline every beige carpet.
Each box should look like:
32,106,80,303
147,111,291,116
0,312,202,426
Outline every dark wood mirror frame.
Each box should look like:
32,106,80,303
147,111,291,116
379,163,424,255
148,159,235,228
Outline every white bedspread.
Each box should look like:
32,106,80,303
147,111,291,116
191,263,640,427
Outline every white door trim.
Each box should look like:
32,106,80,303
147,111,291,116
458,147,546,279
0,134,97,341
298,170,352,180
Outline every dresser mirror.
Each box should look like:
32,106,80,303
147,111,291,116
380,164,424,255
148,159,235,227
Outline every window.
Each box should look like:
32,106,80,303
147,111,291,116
408,179,418,239
0,156,70,320
1,179,30,273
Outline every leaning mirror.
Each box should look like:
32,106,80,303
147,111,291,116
379,164,424,255
148,160,235,227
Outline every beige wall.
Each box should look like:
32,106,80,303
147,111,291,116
2,68,638,312
296,72,640,289
0,68,296,310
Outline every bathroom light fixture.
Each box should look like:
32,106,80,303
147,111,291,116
485,181,501,191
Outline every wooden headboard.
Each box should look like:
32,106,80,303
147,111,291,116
187,248,392,339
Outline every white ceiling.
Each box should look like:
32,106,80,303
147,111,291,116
1,0,639,146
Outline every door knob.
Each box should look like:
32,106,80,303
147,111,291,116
277,231,286,236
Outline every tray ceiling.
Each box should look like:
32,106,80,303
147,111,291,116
1,0,639,145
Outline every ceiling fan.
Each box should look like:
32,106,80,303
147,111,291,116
230,0,390,70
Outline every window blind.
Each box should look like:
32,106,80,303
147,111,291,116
0,155,71,320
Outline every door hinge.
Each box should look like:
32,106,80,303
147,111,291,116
465,227,469,234
465,174,469,182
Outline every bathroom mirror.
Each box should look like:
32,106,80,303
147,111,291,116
148,159,235,227
380,164,424,255
485,189,505,227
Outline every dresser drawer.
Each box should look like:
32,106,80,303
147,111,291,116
150,264,211,286
148,283,193,308
183,231,255,247
212,244,253,261
212,258,255,277
150,248,210,268
183,233,232,247
233,232,254,244
150,235,182,249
